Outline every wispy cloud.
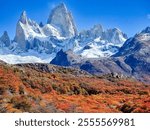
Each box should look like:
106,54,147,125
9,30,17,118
147,14,150,19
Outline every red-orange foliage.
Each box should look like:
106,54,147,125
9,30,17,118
0,63,150,113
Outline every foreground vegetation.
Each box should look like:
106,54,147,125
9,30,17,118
0,62,150,113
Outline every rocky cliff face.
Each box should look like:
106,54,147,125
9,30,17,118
47,3,77,37
51,49,82,66
14,11,46,50
103,28,127,45
78,24,104,42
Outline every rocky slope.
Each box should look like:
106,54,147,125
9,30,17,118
0,61,150,113
51,50,132,75
47,3,77,37
114,27,150,82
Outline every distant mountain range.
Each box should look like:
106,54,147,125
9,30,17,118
0,3,150,83
51,27,150,83
0,3,127,64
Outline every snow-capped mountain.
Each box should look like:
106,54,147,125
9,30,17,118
0,3,127,64
51,27,150,83
14,11,48,51
73,26,127,58
13,3,79,54
115,27,150,57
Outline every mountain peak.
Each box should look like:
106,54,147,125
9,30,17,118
141,27,150,33
47,3,68,24
57,3,67,10
3,31,8,36
47,3,77,37
19,11,28,24
134,27,150,41
92,24,103,31
0,31,10,47
112,28,121,32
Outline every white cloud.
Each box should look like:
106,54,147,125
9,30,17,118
147,14,150,19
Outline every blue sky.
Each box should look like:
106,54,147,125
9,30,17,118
0,0,150,38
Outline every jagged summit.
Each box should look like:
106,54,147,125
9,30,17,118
14,10,45,50
90,24,104,37
2,31,9,37
135,26,150,41
54,3,67,12
141,27,150,34
47,3,67,24
47,3,77,37
0,31,10,47
19,11,28,24
1,3,128,64
103,28,128,44
59,3,67,8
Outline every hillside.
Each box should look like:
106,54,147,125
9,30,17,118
0,61,150,113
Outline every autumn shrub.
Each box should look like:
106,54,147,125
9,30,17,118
133,106,150,113
8,86,16,94
19,86,25,95
138,90,149,95
0,105,7,113
13,67,20,73
0,86,5,95
10,96,32,112
52,84,65,94
79,82,100,95
79,82,89,88
117,88,133,94
120,103,136,113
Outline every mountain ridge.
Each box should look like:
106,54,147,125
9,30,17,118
51,26,150,83
0,3,127,64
